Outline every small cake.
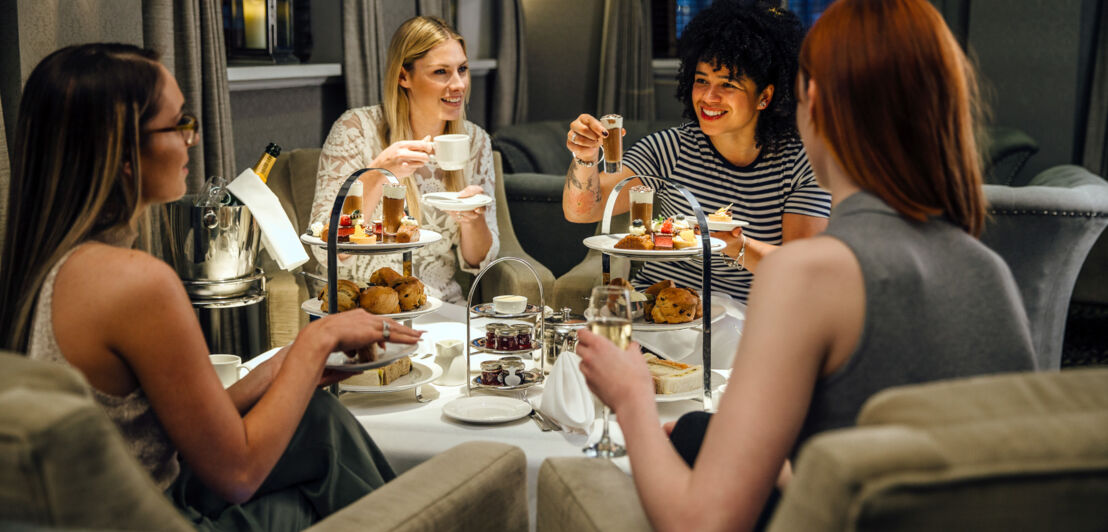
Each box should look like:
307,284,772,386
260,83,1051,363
348,223,376,245
336,214,356,243
708,203,733,222
673,229,697,249
310,221,324,238
629,219,647,236
614,233,654,250
652,218,675,250
395,216,420,243
672,214,692,233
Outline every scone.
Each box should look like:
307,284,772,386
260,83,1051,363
643,279,675,319
391,276,427,311
614,233,654,250
360,285,401,314
651,286,698,324
369,267,403,287
318,279,361,312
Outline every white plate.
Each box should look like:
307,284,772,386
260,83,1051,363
693,214,750,232
587,303,727,331
325,343,419,372
340,361,442,393
422,192,494,212
442,396,532,424
656,370,727,403
583,234,726,258
300,229,442,251
469,302,543,319
302,296,444,320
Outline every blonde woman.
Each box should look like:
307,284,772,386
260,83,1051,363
310,16,498,303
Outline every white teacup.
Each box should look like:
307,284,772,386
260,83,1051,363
431,134,470,171
210,354,250,388
432,339,466,386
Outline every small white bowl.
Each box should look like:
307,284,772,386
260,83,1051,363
493,295,528,315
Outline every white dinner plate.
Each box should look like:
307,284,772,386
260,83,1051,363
583,234,726,258
324,343,419,372
468,302,543,319
655,370,727,403
442,396,532,424
300,229,442,251
340,361,442,393
301,296,444,320
422,192,494,212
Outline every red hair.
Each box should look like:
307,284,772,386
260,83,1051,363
799,0,986,235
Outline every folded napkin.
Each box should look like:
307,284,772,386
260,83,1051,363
540,351,595,433
227,168,309,271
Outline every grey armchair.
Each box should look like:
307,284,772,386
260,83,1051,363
536,367,1108,532
0,351,529,531
980,165,1108,369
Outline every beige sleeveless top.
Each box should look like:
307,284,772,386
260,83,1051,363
27,243,180,490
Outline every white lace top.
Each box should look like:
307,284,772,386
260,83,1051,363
310,106,499,304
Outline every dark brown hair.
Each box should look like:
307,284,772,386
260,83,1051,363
1,43,162,353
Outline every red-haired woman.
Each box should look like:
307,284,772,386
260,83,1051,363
575,1,1036,530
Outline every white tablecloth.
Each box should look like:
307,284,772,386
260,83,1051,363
254,300,744,525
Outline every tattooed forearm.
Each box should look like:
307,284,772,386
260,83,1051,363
565,165,602,202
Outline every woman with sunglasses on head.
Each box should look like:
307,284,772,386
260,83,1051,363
563,0,830,303
310,16,497,303
575,1,1036,530
0,43,420,530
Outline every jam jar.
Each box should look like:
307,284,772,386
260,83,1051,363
514,324,533,350
480,360,502,385
485,323,506,349
496,327,518,351
500,359,526,386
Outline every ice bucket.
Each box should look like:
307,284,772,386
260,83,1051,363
163,196,262,282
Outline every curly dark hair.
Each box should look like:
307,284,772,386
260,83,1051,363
675,0,805,149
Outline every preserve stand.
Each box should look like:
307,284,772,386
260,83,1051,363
598,176,716,410
463,257,547,396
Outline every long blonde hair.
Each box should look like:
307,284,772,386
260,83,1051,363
380,16,469,221
1,43,162,353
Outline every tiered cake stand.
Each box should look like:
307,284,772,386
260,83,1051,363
463,257,547,396
588,176,721,410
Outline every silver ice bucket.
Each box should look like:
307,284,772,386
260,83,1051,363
163,196,262,285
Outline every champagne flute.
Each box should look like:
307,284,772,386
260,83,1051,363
582,285,632,458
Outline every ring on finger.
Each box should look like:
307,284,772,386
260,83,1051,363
382,321,391,341
570,131,578,143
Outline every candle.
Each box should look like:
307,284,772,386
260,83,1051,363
243,0,266,49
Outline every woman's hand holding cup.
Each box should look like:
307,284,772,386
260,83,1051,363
373,137,433,179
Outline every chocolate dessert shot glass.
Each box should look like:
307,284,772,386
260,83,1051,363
628,185,654,233
381,181,407,241
600,114,623,174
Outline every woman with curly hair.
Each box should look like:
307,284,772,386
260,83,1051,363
562,0,829,302
576,0,1035,530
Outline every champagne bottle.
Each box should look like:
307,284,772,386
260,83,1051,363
252,142,282,183
215,142,282,206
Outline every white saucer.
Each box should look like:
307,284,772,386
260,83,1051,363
442,396,531,424
422,192,494,212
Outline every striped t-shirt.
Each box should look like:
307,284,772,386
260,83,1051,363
622,122,831,302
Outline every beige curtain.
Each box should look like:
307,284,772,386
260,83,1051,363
1083,4,1108,175
341,1,451,109
490,0,527,128
597,0,655,121
143,0,235,193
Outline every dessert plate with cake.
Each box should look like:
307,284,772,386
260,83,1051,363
340,360,442,393
698,203,750,232
421,191,494,212
300,229,442,252
324,342,420,372
584,233,725,258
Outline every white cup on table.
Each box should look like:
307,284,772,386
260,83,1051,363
210,354,250,388
431,134,470,171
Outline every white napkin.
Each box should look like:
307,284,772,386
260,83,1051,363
540,351,595,433
227,168,309,271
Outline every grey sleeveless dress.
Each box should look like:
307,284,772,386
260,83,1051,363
795,191,1036,452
